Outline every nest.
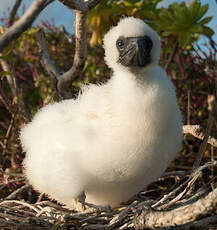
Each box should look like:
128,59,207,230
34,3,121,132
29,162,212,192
0,161,216,230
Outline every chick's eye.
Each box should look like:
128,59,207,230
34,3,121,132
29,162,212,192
117,39,124,48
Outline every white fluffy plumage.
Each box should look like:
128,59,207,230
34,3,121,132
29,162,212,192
20,17,182,208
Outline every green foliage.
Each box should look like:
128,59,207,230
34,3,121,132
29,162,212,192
88,0,161,46
155,1,214,46
87,0,214,48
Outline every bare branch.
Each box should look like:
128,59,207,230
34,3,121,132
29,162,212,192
153,161,217,209
57,10,87,95
0,58,17,102
5,185,31,200
183,125,217,147
0,0,53,52
36,30,62,80
2,112,17,156
165,39,179,72
37,9,91,99
58,0,101,11
36,1,101,99
187,90,191,125
7,0,23,27
193,114,214,169
134,187,217,229
36,29,69,99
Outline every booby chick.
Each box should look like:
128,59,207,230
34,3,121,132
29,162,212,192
20,17,182,209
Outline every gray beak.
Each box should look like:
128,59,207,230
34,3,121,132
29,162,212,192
117,36,153,67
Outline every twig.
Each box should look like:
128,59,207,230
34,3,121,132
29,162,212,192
0,90,11,113
0,0,53,52
5,184,31,200
152,173,195,209
36,30,63,82
162,170,187,178
134,187,217,229
187,90,191,125
158,172,201,210
36,29,62,97
152,161,217,209
7,0,23,27
0,163,215,229
193,95,215,169
183,125,217,147
165,39,179,72
36,201,70,212
2,111,17,156
0,57,18,102
0,200,40,213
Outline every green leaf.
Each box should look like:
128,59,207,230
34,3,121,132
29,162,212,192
202,26,214,37
198,4,209,19
199,16,213,25
178,32,191,46
190,1,201,18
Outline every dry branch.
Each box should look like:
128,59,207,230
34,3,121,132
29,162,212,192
2,112,17,156
0,0,53,52
38,0,102,98
7,0,23,27
0,57,17,101
153,160,217,209
193,95,215,169
134,187,217,229
56,10,87,95
183,125,217,147
0,161,215,229
5,185,31,200
36,30,63,82
36,30,63,98
0,186,216,230
165,39,179,72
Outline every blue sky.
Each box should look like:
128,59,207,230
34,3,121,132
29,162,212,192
0,0,216,43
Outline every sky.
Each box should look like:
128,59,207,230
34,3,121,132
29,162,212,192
0,0,216,43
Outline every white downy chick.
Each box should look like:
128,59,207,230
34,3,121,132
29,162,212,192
20,17,182,208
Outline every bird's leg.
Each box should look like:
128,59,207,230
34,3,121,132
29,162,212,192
73,192,86,212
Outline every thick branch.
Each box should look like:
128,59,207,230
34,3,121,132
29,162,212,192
134,187,217,229
57,10,87,95
37,11,88,99
183,125,217,147
0,0,52,52
58,0,101,11
37,1,101,99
